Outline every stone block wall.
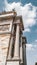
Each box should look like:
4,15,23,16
0,34,10,65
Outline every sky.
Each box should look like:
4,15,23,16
0,0,37,65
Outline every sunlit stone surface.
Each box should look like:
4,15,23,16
0,34,10,65
0,11,27,65
7,61,19,65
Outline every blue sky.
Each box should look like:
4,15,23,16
7,0,37,6
0,0,37,65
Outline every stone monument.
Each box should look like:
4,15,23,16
0,11,27,65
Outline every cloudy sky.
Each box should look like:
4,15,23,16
0,0,37,65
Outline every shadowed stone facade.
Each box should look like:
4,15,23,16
0,11,27,65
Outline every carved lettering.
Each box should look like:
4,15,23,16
0,24,10,32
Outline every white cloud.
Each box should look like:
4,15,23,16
4,0,37,32
26,44,33,51
24,28,30,32
26,43,37,65
26,43,37,51
35,40,37,42
26,39,37,51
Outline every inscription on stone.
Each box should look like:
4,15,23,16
0,24,10,32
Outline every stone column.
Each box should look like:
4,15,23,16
20,36,23,63
14,24,20,58
8,26,14,59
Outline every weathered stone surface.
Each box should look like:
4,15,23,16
7,61,19,65
0,34,10,65
0,25,10,31
0,20,13,33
